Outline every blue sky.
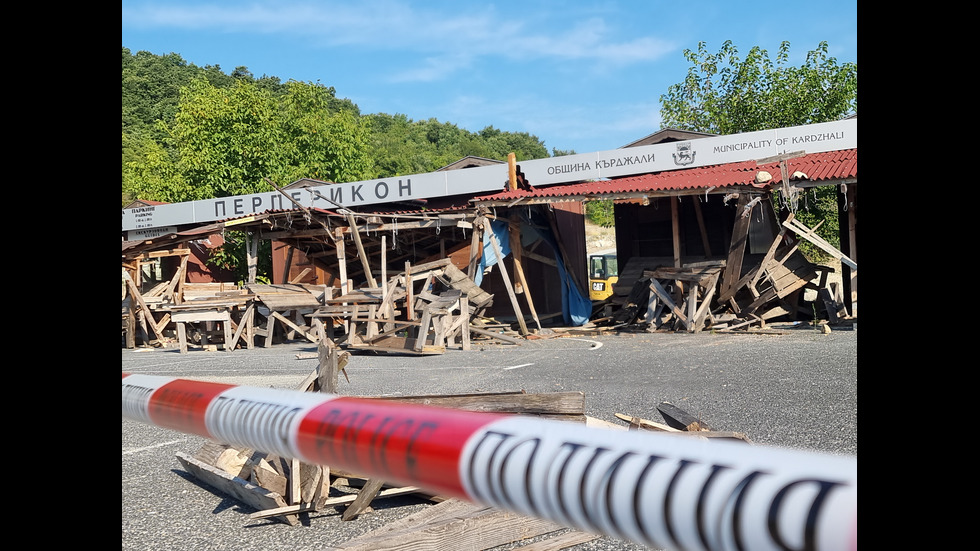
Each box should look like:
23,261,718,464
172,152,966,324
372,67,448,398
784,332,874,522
122,1,857,156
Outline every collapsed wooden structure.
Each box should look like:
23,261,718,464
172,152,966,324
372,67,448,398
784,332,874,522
122,256,522,354
603,203,856,333
123,143,857,346
123,200,594,351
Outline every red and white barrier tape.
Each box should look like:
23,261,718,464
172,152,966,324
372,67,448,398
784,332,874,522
123,373,856,551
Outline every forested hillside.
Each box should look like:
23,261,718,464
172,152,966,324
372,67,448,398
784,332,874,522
122,47,564,207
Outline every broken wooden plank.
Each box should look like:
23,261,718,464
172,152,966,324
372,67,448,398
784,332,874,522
249,486,423,520
614,413,679,432
510,216,542,331
270,311,319,343
468,325,523,345
719,193,757,300
348,334,446,355
483,218,528,336
251,457,288,498
783,217,857,270
342,478,386,521
175,451,299,526
345,212,378,288
616,414,751,443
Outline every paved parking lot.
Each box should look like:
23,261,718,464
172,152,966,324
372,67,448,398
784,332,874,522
122,327,857,550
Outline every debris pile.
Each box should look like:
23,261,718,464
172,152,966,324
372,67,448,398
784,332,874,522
594,212,856,333
173,351,748,549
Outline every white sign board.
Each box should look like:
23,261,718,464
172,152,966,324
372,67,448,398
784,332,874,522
122,118,856,232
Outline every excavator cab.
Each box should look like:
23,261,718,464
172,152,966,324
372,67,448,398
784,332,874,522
588,254,618,301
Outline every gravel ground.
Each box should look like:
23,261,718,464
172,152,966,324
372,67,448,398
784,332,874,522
122,326,856,550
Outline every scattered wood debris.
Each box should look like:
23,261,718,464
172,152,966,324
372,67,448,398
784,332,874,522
311,258,519,355
596,211,856,334
122,251,531,352
172,348,755,548
172,348,598,549
615,402,752,444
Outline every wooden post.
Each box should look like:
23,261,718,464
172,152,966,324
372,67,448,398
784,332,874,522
405,261,414,321
247,232,258,284
672,196,682,268
346,213,377,288
317,338,339,394
483,218,528,336
460,296,471,351
335,227,349,294
381,236,387,296
509,217,542,331
281,247,294,285
468,216,484,279
719,194,755,300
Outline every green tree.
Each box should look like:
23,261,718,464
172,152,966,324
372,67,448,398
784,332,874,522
659,40,856,134
585,200,615,227
126,77,369,202
659,40,856,260
361,115,551,180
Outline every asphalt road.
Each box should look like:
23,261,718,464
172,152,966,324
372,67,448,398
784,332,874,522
121,326,857,550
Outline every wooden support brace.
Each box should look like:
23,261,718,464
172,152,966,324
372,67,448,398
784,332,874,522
342,478,386,521
482,218,528,336
649,279,688,328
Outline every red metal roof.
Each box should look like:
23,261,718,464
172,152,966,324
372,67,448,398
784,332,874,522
473,149,856,202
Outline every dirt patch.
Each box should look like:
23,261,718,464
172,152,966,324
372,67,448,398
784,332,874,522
585,220,616,255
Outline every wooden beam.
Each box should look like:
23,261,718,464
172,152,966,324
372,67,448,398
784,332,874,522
175,452,298,526
509,217,542,331
672,196,681,267
405,261,414,321
467,216,483,279
248,486,423,519
138,248,191,259
281,246,294,285
615,413,680,432
719,194,755,300
346,213,377,288
122,271,165,342
342,478,386,521
247,232,258,284
482,218,528,336
270,311,318,343
468,325,523,345
783,217,857,269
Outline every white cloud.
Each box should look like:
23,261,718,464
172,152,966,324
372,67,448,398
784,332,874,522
123,2,678,67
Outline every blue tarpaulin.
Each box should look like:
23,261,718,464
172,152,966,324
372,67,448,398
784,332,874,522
475,215,591,326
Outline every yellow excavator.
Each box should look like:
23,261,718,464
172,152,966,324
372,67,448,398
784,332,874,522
588,253,618,301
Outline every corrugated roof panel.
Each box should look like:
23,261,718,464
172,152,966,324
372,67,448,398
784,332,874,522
472,149,855,203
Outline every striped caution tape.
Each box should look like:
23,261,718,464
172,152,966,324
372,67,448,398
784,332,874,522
122,373,856,551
